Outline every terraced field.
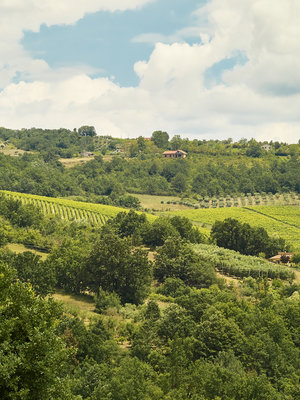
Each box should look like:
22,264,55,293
164,205,300,250
0,190,137,225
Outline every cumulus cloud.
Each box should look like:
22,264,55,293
0,0,300,143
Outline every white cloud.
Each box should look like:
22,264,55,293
0,0,155,86
0,0,300,143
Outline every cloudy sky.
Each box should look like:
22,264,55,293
0,0,299,143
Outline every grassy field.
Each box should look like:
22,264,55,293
52,290,98,322
0,143,31,157
59,157,95,168
135,194,190,211
164,205,300,251
6,243,49,260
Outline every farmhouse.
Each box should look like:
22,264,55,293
163,150,187,158
269,252,294,264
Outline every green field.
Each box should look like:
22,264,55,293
164,205,300,250
0,190,156,225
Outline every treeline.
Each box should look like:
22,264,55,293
1,127,300,158
0,149,300,199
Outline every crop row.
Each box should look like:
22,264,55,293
193,244,295,280
182,192,300,209
0,190,119,225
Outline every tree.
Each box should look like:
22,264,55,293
171,173,187,193
46,239,88,294
246,140,263,157
170,135,183,150
11,251,56,296
109,210,149,242
0,263,74,399
85,231,152,304
78,125,96,137
170,216,204,243
211,218,286,258
154,237,216,288
137,136,146,151
151,130,169,148
143,217,179,247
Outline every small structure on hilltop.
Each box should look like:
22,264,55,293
269,252,294,264
81,151,94,157
262,144,272,151
163,150,187,159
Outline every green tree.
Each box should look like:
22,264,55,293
151,130,169,148
78,125,96,137
246,140,263,157
171,173,187,193
154,237,216,287
170,216,204,243
137,136,146,151
11,252,56,296
47,239,88,294
170,135,183,150
143,217,179,247
0,263,74,399
85,231,152,304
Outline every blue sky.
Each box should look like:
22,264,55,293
22,0,207,86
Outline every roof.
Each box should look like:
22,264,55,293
163,150,187,155
269,252,294,260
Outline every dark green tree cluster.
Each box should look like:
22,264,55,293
0,263,74,399
108,211,205,247
0,195,42,228
211,218,287,257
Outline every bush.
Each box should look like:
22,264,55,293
95,287,121,313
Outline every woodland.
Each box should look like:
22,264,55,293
0,127,300,399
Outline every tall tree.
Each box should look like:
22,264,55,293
151,130,169,148
85,231,152,304
0,263,74,399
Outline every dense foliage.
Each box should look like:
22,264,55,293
0,128,300,200
211,218,287,257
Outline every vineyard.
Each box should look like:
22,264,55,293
193,243,295,280
178,192,300,209
164,205,300,250
0,190,131,225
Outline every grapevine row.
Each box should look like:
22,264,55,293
1,191,111,226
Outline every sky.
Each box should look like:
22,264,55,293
0,0,300,143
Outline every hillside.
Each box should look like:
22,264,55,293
0,190,156,225
163,205,300,251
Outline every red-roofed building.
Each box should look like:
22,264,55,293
163,150,187,158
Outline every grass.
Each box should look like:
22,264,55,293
0,143,32,157
59,157,95,168
164,205,300,251
6,243,49,260
52,290,98,322
134,194,190,211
